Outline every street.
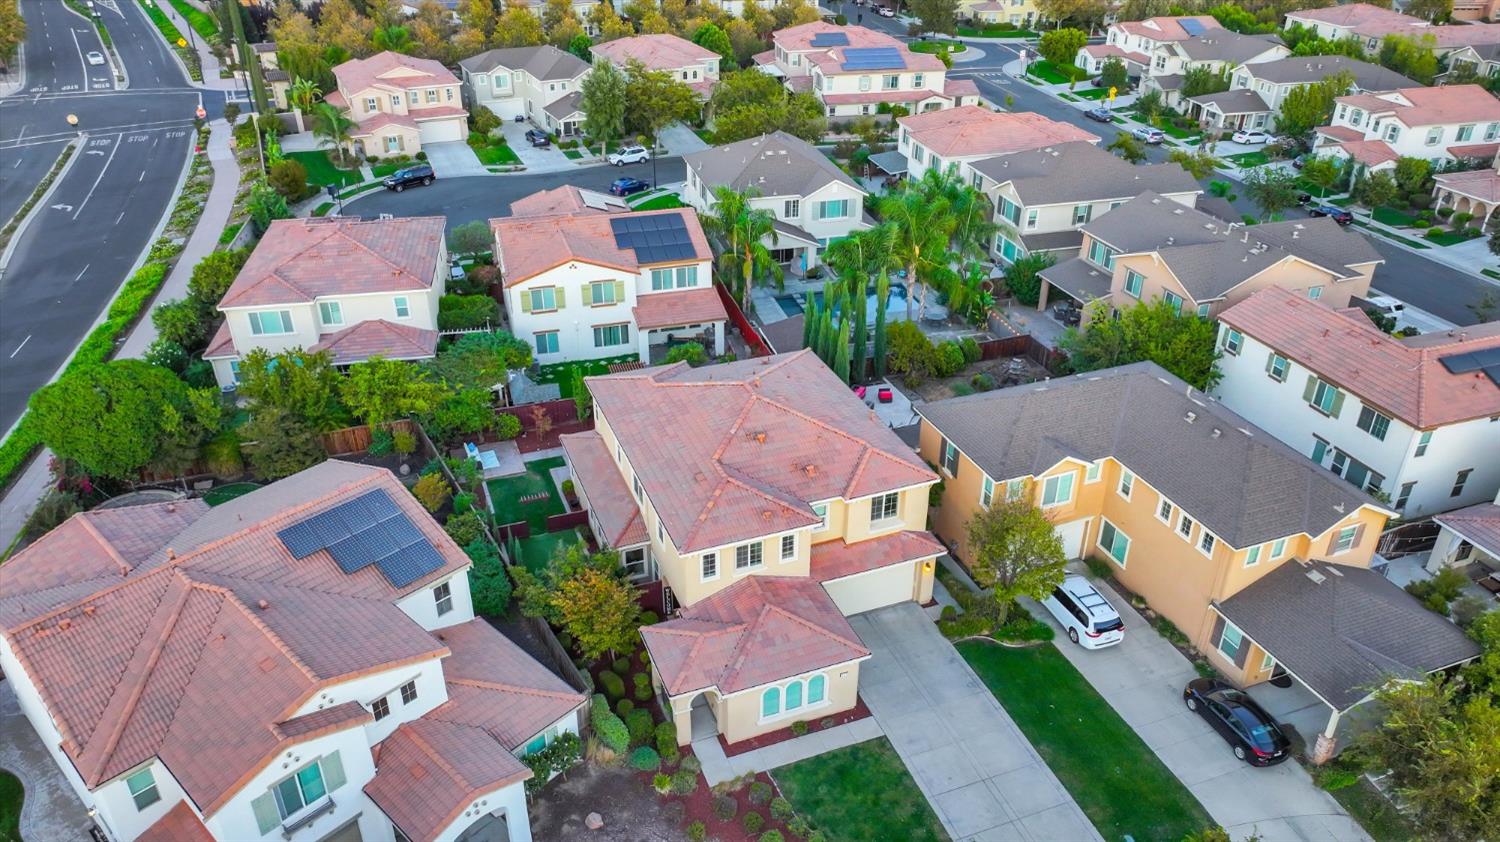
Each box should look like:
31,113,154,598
0,0,227,433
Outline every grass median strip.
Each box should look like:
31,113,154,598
957,639,1214,841
772,737,949,842
0,142,75,255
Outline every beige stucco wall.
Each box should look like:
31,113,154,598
665,660,866,746
1102,249,1373,323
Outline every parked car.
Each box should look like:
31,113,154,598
1292,153,1308,170
86,51,105,66
877,5,896,16
1042,575,1125,649
1132,126,1165,144
608,145,651,166
1308,205,1353,225
610,177,651,196
382,164,435,192
1232,129,1271,145
1183,678,1291,766
1359,292,1454,334
1084,107,1113,123
524,129,551,147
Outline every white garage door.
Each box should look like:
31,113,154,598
419,118,464,144
823,561,918,616
1054,518,1090,560
486,100,524,120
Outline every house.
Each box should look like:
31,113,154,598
1036,192,1383,323
458,45,591,138
204,216,448,389
559,351,943,746
1136,30,1288,110
1451,0,1500,22
681,131,870,272
324,51,468,157
1075,43,1151,77
251,42,290,111
1314,85,1500,172
1443,42,1500,82
917,361,1477,761
1092,15,1224,64
754,23,980,119
959,0,1040,30
969,141,1202,265
590,34,720,99
896,105,1099,182
1283,3,1500,57
1187,55,1418,133
1427,490,1500,576
0,460,587,842
491,186,728,364
1431,158,1500,231
1210,287,1500,517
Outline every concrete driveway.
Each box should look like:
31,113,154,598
657,121,709,157
1029,575,1371,842
422,140,487,178
849,603,1101,842
1,680,96,841
498,122,574,173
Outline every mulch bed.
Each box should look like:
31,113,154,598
718,697,873,758
658,760,793,842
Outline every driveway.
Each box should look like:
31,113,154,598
1029,574,1371,842
657,121,709,157
849,603,1101,842
1,680,97,842
498,122,575,173
421,140,487,178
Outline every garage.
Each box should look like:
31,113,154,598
1054,518,1091,560
418,117,466,145
823,561,918,616
484,99,525,121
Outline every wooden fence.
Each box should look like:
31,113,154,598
320,419,417,456
519,615,591,695
495,520,531,542
495,398,579,432
545,510,590,532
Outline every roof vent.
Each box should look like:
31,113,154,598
1306,568,1327,584
1166,236,1175,245
1293,230,1300,239
751,431,767,444
1328,566,1344,576
83,605,96,616
58,619,71,631
258,599,270,610
1237,427,1254,437
803,463,819,477
1173,208,1185,214
1184,411,1197,423
166,548,176,560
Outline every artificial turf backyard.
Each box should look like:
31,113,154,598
772,737,949,842
486,456,566,532
956,639,1213,842
534,355,640,397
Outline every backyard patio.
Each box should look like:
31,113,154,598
486,454,590,571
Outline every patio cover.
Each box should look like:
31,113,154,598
1038,257,1112,304
1433,501,1500,557
632,288,728,330
868,150,908,175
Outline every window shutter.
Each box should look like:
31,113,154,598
251,792,280,835
322,750,347,792
1233,634,1250,668
520,292,532,313
1329,389,1345,418
1325,529,1340,556
614,280,625,302
1265,352,1276,375
1301,375,1318,403
555,287,566,308
1350,524,1365,552
1210,613,1225,649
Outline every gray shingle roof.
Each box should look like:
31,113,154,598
1241,55,1419,90
1187,88,1271,114
683,131,863,198
458,45,591,81
916,362,1379,549
1037,256,1111,302
1216,562,1480,710
971,142,1201,207
1176,31,1284,63
544,90,583,120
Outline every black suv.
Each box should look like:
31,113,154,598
525,129,551,147
383,164,435,192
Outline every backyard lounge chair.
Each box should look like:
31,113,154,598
465,442,502,472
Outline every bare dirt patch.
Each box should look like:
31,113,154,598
528,764,686,841
907,355,1052,402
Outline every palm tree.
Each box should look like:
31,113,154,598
311,102,356,167
879,184,955,322
288,77,322,132
702,186,782,311
372,25,413,54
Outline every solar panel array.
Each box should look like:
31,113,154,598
1179,19,1206,36
841,47,905,71
610,214,697,264
1439,346,1500,387
811,32,850,47
277,489,446,588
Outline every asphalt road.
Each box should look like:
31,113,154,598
0,0,227,433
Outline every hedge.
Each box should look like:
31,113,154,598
437,294,500,330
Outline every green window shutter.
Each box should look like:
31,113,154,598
251,792,280,834
614,280,625,302
555,287,566,308
1301,375,1318,403
1265,352,1276,375
322,750,347,792
520,291,532,313
1329,389,1345,418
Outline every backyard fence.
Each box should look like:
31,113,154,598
319,419,417,456
132,419,422,485
545,510,590,533
495,520,531,543
1377,518,1440,560
519,615,591,695
495,398,579,431
715,280,772,357
972,334,1069,373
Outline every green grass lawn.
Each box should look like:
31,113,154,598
285,150,361,188
630,193,686,211
1327,778,1417,842
166,0,219,41
1353,220,1431,249
1371,206,1421,227
1424,227,1480,246
957,26,1037,38
486,456,566,533
1295,179,1338,199
514,527,583,572
908,40,965,54
1072,86,1112,100
563,148,584,159
773,737,949,842
1027,60,1090,85
0,770,20,842
957,639,1214,841
371,162,403,178
312,201,334,217
1226,151,1271,168
534,355,640,397
472,140,521,165
204,482,261,506
218,222,243,245
1058,92,1079,102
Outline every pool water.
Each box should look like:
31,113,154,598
776,283,909,324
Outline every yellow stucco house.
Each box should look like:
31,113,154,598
560,351,943,746
324,51,468,157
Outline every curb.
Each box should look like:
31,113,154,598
0,139,83,274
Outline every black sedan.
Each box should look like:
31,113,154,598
1183,678,1291,766
1084,107,1114,123
1308,205,1354,225
610,177,651,196
524,129,551,147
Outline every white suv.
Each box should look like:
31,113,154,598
608,145,651,166
1043,575,1124,649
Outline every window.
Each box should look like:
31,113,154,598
365,97,378,112
1198,530,1216,556
1026,208,1038,229
784,199,800,218
318,301,343,327
817,199,849,220
1385,124,1399,143
1216,620,1245,661
883,74,899,90
425,88,437,104
1005,478,1025,501
527,287,558,312
248,310,293,336
1271,537,1286,558
913,73,924,87
1124,269,1144,298
981,476,994,508
400,680,418,704
651,265,699,290
1266,353,1288,382
1425,127,1442,146
1308,285,1323,300
1118,470,1134,500
523,731,549,756
390,94,401,108
394,296,410,318
1196,303,1211,319
998,197,1022,225
1311,436,1329,465
870,491,900,522
1098,519,1130,566
1356,406,1390,441
1415,430,1432,457
781,534,796,561
274,761,328,820
1456,124,1475,142
1177,513,1195,540
1452,468,1473,498
808,674,826,703
1087,240,1115,269
1162,290,1184,315
1332,525,1358,554
1244,545,1261,567
433,581,452,616
1306,377,1342,416
735,542,763,570
701,551,718,580
996,234,1021,263
1156,497,1174,524
623,547,648,579
1486,122,1500,142
812,503,828,531
1085,462,1101,483
493,73,508,89
859,75,871,91
1222,329,1243,356
1395,481,1416,510
593,323,630,347
589,280,622,305
941,438,959,475
1073,204,1092,225
126,768,160,811
534,331,559,355
762,687,781,717
1041,473,1074,507
373,697,390,720
632,474,642,501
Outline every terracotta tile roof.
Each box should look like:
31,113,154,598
1289,3,1500,46
640,576,869,696
586,351,936,553
1335,85,1500,127
1447,142,1500,161
1433,501,1500,556
138,801,214,842
508,185,627,217
324,89,349,109
365,719,531,842
591,34,718,70
1117,15,1222,41
774,22,909,52
333,51,459,96
491,203,710,287
1082,44,1151,65
309,319,439,365
349,111,420,135
277,701,373,739
632,288,729,329
809,532,945,583
944,78,980,99
218,217,445,309
1434,167,1500,203
899,106,1100,158
559,431,649,547
1218,287,1500,427
407,105,468,121
203,321,235,358
1314,124,1366,143
752,49,775,65
1334,138,1400,167
1286,3,1415,28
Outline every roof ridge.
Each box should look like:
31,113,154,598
7,563,181,635
208,582,322,683
720,602,775,689
444,677,582,702
75,514,134,577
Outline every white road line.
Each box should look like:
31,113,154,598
1,119,192,149
70,28,89,85
73,133,121,220
138,170,144,181
9,335,31,359
74,264,90,281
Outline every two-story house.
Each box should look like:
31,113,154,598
0,460,587,842
1079,14,1223,75
756,23,979,119
251,42,291,112
1187,55,1417,134
896,105,1099,182
682,131,870,272
961,0,1041,30
1036,192,1383,325
918,362,1477,761
458,45,591,137
1431,152,1500,231
559,351,943,747
1284,3,1500,58
492,186,727,364
1314,85,1500,172
969,141,1201,265
324,51,468,157
204,216,447,389
590,34,720,99
1443,42,1500,82
1211,287,1500,517
1137,30,1288,110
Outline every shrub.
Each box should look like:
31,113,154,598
202,432,244,478
958,335,982,364
653,772,673,793
495,413,523,440
452,491,474,515
626,708,654,745
590,694,631,754
443,510,487,546
392,429,416,455
634,681,653,702
613,656,631,673
743,811,765,834
412,473,451,512
655,722,679,757
686,820,707,841
558,631,573,650
1437,206,1455,219
1084,557,1115,580
679,754,702,774
712,794,739,820
672,767,700,795
641,611,659,625
940,604,957,621
934,340,966,377
819,717,834,730
1452,211,1474,228
633,671,651,689
769,796,795,823
455,264,499,295
629,746,661,771
745,780,772,805
368,428,394,456
22,491,82,540
971,372,996,391
790,720,809,737
1315,767,1359,791
438,294,500,330
951,382,975,397
788,816,811,837
1427,226,1445,238
1154,615,1190,645
615,698,634,718
268,159,309,200
600,669,626,699
760,832,785,842
664,342,708,366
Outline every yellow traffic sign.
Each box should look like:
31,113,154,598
1108,86,1118,102
177,37,187,48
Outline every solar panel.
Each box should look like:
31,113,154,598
276,489,449,587
376,542,446,588
1180,19,1206,36
811,32,849,47
1440,346,1500,386
841,47,904,71
611,214,697,264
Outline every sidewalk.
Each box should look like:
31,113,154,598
154,0,241,91
1353,211,1500,282
692,717,885,786
118,118,241,358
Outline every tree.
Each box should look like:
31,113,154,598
830,312,851,383
1299,156,1343,197
1393,156,1432,195
691,22,734,69
316,0,375,59
1002,253,1055,307
246,180,292,235
511,542,635,634
1404,0,1452,21
1490,228,1500,259
1276,71,1354,141
623,61,701,150
708,70,825,143
1107,131,1147,163
237,348,347,430
1378,34,1440,85
1061,299,1223,390
1353,170,1398,210
28,361,188,479
1036,0,1109,30
965,499,1068,624
1098,57,1127,92
268,158,309,200
152,298,208,349
495,1,546,47
408,0,458,62
242,407,327,480
0,0,25,71
873,272,890,378
769,0,821,30
1037,27,1088,68
567,32,593,62
910,0,960,34
186,249,249,310
581,59,628,157
1134,89,1167,126
448,220,493,257
1241,165,1301,220
426,331,532,390
725,18,766,65
703,186,782,310
542,0,575,31
311,102,357,167
456,0,499,49
340,357,449,426
371,24,413,53
465,539,513,616
880,184,955,321
1168,147,1222,180
1180,65,1230,98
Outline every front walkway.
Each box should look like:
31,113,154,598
850,603,1101,842
691,713,886,786
1030,572,1370,842
0,680,97,842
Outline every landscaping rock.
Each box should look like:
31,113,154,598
585,812,603,830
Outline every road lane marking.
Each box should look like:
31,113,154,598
74,264,90,282
9,335,30,359
70,29,89,85
0,119,193,149
73,133,121,220
138,170,144,181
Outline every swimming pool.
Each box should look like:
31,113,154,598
775,282,910,324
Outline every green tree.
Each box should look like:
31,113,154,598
187,249,248,309
288,77,322,116
1404,0,1452,21
568,32,593,62
880,182,955,322
1379,33,1439,85
691,22,734,69
311,102,357,166
709,70,825,143
910,0,960,34
1107,131,1147,163
1037,27,1088,68
1241,165,1301,221
242,407,327,479
831,312,851,383
448,220,493,257
623,60,701,151
1098,56,1128,92
965,499,1068,624
1275,71,1355,141
495,2,545,47
511,541,634,638
0,0,25,70
702,186,782,310
268,158,309,200
151,298,208,349
425,330,533,390
246,180,292,235
1180,65,1230,98
371,24,413,53
340,357,449,426
1168,147,1222,180
1393,156,1432,195
873,272,890,378
581,59,628,157
465,539,513,616
423,388,497,442
1001,253,1055,308
237,348,346,430
1134,89,1167,126
28,361,189,479
1299,156,1343,197
1060,299,1223,390
1353,170,1398,210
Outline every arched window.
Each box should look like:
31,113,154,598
786,680,804,711
808,674,826,704
761,687,781,718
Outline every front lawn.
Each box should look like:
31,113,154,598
371,162,404,178
772,737,949,842
1072,86,1112,100
1371,206,1421,227
167,0,219,40
1027,60,1090,85
1325,774,1417,842
1424,227,1481,246
470,138,521,165
1225,151,1271,168
630,192,686,211
908,40,965,54
0,771,20,842
284,150,361,188
957,26,1037,38
957,639,1213,841
486,455,566,533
